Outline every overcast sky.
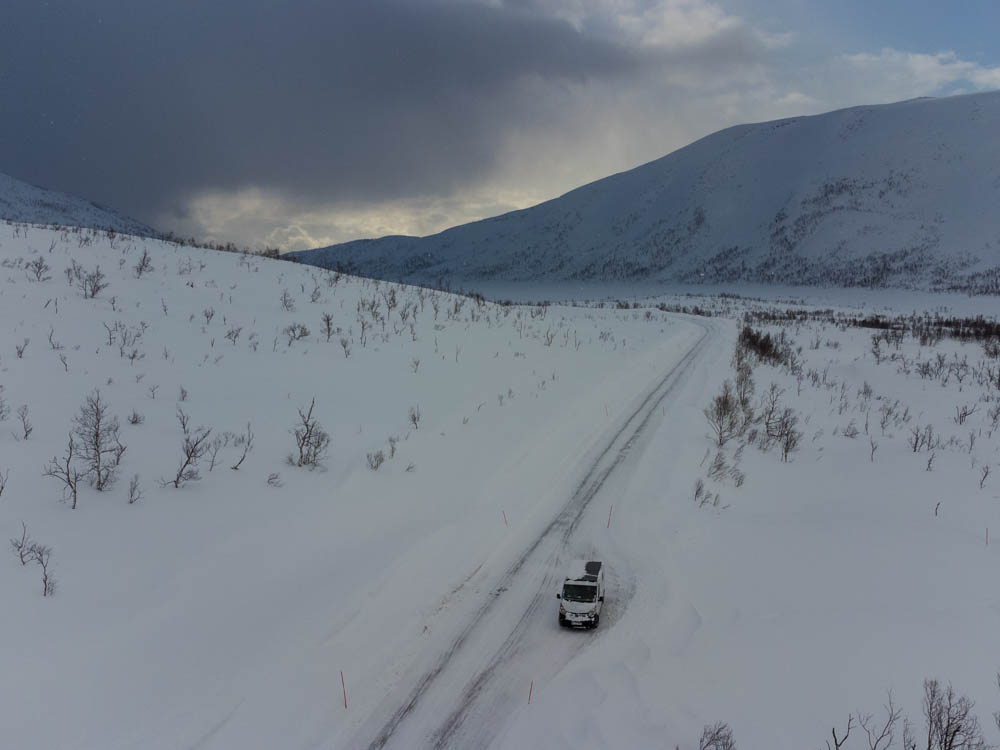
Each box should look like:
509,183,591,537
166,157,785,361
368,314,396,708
2,0,999,250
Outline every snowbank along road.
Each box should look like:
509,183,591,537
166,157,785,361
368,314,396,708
353,318,719,749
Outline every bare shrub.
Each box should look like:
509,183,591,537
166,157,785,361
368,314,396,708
267,472,283,487
366,450,385,471
339,337,351,358
73,390,121,491
231,422,254,470
133,248,154,278
908,678,989,750
128,409,144,425
280,288,296,312
707,451,728,480
30,543,56,596
700,721,736,750
290,398,330,468
704,380,740,446
169,408,212,488
284,323,310,345
858,691,901,750
15,338,29,358
27,256,52,281
81,265,109,298
0,467,7,497
11,522,34,565
43,434,82,508
321,312,335,342
980,465,991,490
15,404,32,440
128,474,143,504
408,404,421,430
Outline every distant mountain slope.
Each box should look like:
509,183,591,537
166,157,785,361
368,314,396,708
290,92,1000,293
0,172,157,237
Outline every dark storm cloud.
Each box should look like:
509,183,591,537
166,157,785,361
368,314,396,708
0,0,639,226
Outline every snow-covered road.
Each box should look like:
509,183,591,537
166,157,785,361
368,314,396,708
352,320,718,749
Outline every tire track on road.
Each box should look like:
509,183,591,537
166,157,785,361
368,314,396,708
361,321,714,750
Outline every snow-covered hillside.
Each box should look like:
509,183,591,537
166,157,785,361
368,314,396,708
0,223,711,748
3,223,1000,749
290,91,1000,293
0,172,157,237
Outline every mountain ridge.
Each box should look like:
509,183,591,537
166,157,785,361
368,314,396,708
289,91,1000,293
0,172,157,237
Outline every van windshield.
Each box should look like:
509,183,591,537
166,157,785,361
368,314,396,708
562,584,597,602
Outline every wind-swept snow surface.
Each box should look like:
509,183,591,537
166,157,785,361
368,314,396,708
291,91,1000,292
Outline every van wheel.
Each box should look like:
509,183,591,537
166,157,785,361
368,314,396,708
558,615,567,627
591,614,600,629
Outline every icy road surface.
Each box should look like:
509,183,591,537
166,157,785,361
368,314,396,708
353,320,718,749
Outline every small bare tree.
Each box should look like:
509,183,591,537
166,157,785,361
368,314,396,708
0,467,8,497
827,715,854,750
858,692,901,750
290,398,330,468
170,408,212,488
81,265,109,298
15,405,32,440
30,543,55,597
43,434,82,508
15,338,29,358
133,248,154,278
705,381,740,446
11,522,34,565
231,422,254,470
73,389,121,491
408,404,421,430
321,312,335,342
280,288,296,312
699,721,736,750
27,256,52,281
913,678,989,750
339,337,351,358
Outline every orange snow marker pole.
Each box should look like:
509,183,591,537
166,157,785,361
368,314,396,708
528,680,534,704
607,504,614,529
503,510,508,528
341,670,347,709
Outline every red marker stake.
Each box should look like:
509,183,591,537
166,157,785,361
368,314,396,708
528,680,534,705
341,670,347,709
502,510,508,528
607,504,614,529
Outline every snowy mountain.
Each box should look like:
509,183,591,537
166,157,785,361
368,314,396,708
0,171,157,237
289,91,1000,293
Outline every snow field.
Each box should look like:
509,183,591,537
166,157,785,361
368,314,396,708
496,300,1000,749
0,224,704,749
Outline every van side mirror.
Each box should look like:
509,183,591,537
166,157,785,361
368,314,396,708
599,596,604,602
555,593,561,599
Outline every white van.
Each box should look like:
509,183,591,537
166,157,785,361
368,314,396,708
556,560,605,628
